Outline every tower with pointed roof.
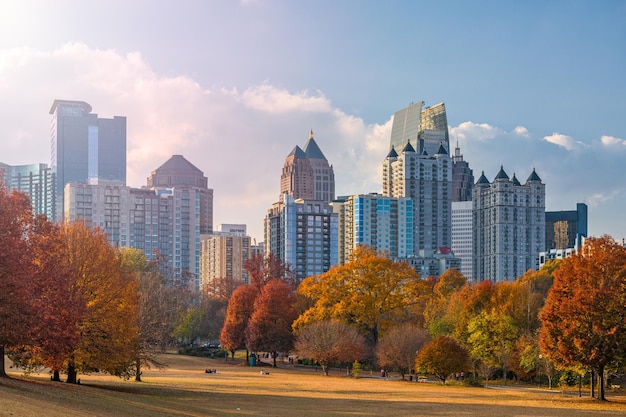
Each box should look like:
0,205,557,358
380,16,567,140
279,130,335,203
382,137,452,255
472,166,545,282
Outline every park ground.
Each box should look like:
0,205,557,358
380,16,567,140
2,353,626,417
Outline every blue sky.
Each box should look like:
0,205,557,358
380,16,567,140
1,1,625,242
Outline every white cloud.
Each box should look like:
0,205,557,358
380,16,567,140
513,126,530,138
450,121,503,142
600,135,626,147
543,132,587,151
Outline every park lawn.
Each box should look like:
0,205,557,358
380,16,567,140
2,353,626,417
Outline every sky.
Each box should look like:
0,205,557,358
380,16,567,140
1,0,625,243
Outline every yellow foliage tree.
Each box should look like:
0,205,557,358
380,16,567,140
294,246,424,345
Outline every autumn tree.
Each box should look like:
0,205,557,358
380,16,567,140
540,235,626,400
376,323,430,380
62,223,139,383
295,320,366,376
245,253,296,289
415,336,469,384
0,188,34,377
246,279,297,367
220,284,259,360
295,246,423,346
424,268,467,337
467,311,518,385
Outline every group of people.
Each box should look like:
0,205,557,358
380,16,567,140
205,368,217,374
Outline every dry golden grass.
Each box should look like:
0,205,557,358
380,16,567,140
2,353,625,417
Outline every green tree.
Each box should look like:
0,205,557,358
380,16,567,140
467,311,518,385
415,336,469,384
540,235,626,400
295,320,366,376
295,246,423,345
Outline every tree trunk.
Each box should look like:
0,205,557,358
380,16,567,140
52,370,61,382
272,351,277,368
591,369,595,398
0,345,6,377
598,366,606,401
135,359,142,382
66,361,77,384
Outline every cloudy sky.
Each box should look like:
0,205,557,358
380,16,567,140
1,1,625,242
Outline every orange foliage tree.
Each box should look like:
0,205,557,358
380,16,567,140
220,284,259,360
540,235,626,400
415,336,470,384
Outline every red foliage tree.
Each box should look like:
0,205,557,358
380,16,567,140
540,236,626,400
220,284,259,360
0,188,34,377
245,279,297,367
245,253,296,289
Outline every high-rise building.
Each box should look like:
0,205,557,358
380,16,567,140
280,130,335,203
382,139,452,254
265,194,338,281
473,167,545,282
0,162,56,220
200,232,252,289
65,155,211,291
332,193,413,265
146,154,213,234
389,102,449,156
451,200,473,281
50,100,126,220
451,143,474,202
545,203,588,251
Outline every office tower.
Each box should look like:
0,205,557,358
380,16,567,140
147,154,213,234
332,194,413,265
50,100,126,220
451,200,473,281
451,143,474,202
280,130,335,203
265,194,338,281
0,162,56,220
382,139,452,255
389,102,449,156
545,203,588,251
200,232,252,290
473,167,545,282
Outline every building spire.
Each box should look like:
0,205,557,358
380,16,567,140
310,129,314,140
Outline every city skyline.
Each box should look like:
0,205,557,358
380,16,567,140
1,1,625,242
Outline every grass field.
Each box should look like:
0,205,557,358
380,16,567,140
2,353,626,417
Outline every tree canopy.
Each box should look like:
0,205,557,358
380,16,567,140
415,336,469,384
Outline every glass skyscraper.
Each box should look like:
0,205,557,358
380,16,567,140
50,100,126,221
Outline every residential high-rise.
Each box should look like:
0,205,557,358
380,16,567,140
0,162,56,220
389,102,449,156
65,155,212,291
451,143,474,202
280,130,335,203
50,100,126,220
332,193,413,265
265,194,338,281
147,154,213,234
382,139,452,254
450,142,475,280
473,167,545,282
545,203,588,251
200,232,252,289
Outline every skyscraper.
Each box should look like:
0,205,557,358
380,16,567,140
280,130,335,203
389,102,449,156
382,139,452,255
545,203,588,251
473,167,545,282
450,143,475,280
50,100,126,220
0,162,56,220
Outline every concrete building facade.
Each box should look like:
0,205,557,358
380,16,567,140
0,162,56,220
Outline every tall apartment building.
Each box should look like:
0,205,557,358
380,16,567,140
0,162,56,220
200,232,251,289
280,130,335,203
331,193,413,265
545,203,588,251
473,167,545,282
65,155,212,291
50,100,126,220
450,143,475,280
265,194,338,281
389,102,449,156
382,139,452,255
